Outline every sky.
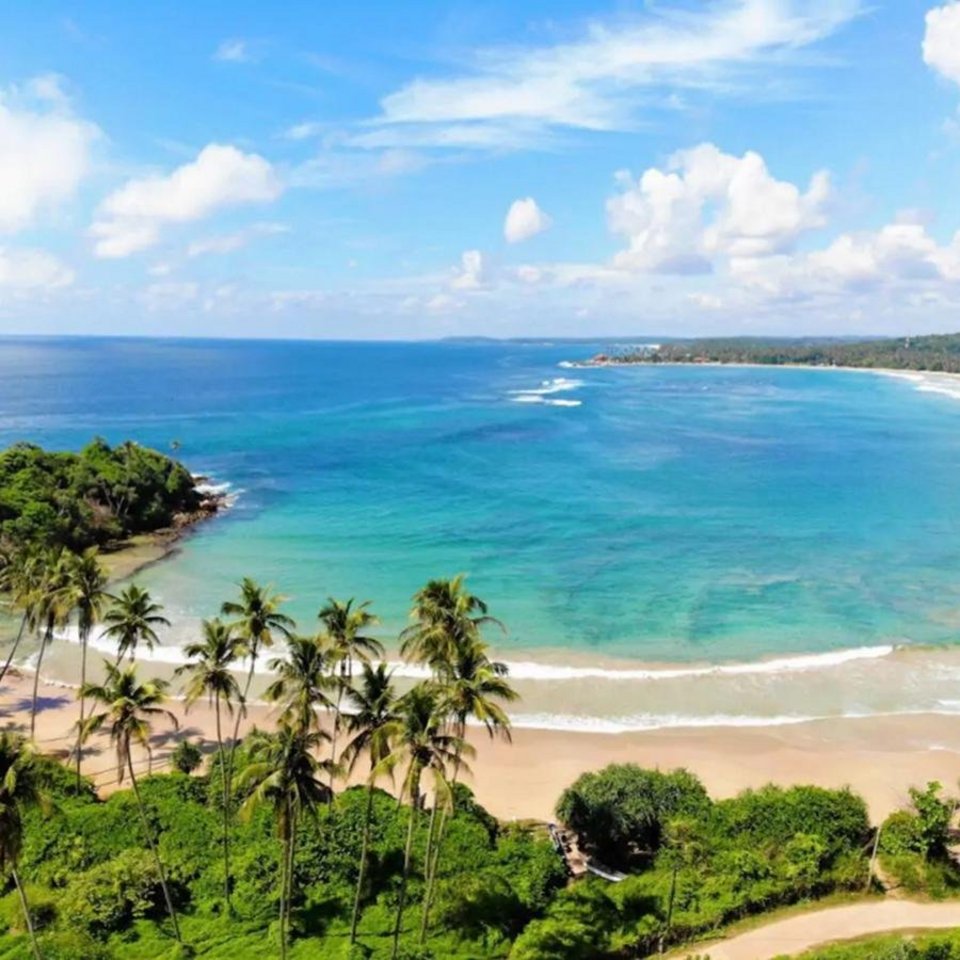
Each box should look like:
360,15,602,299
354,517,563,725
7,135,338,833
2,0,960,340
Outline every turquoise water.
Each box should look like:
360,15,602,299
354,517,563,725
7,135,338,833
4,336,960,670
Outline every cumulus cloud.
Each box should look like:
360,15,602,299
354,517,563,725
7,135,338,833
450,249,488,290
608,143,830,274
0,247,74,290
91,144,283,258
371,0,863,149
504,197,551,243
924,3,960,86
0,77,99,234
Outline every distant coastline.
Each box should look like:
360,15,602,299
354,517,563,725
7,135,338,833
574,331,960,374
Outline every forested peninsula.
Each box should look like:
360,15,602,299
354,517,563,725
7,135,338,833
0,439,221,554
584,332,960,373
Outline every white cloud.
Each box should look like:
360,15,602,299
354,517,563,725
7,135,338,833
187,222,287,257
608,143,830,274
0,78,99,234
0,247,74,289
372,0,863,148
91,144,283,258
214,39,252,63
504,197,551,243
924,3,960,86
140,281,199,312
450,249,488,290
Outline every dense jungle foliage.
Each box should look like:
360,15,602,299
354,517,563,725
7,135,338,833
0,439,201,551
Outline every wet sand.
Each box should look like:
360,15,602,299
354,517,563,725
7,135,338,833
2,672,958,824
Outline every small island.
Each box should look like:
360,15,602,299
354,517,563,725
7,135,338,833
0,438,225,577
582,332,960,374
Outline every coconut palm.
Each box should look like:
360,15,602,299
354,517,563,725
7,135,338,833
318,597,382,789
341,662,400,944
264,636,336,735
0,733,47,960
29,550,73,739
221,579,294,754
400,575,502,675
0,549,43,687
419,639,516,942
237,724,332,960
175,618,245,914
79,662,182,943
61,548,111,789
102,585,169,665
376,683,469,960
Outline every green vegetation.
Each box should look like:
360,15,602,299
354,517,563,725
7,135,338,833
1,548,957,959
594,332,960,373
0,439,204,553
782,929,960,960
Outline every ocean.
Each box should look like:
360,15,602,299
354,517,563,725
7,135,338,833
5,336,960,732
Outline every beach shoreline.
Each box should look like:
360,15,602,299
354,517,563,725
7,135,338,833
3,670,957,824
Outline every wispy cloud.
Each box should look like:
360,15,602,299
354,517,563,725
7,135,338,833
214,38,255,63
366,0,863,149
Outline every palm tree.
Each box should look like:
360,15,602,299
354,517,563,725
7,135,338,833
376,683,468,960
221,579,294,755
175,618,245,914
102,585,169,664
237,724,332,960
0,733,47,960
419,639,516,942
79,662,182,943
0,549,43,686
318,597,383,790
400,574,502,674
29,550,72,739
341,662,400,944
61,548,111,789
264,636,336,735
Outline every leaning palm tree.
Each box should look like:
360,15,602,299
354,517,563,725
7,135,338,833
79,662,182,943
221,579,295,754
0,549,43,686
29,549,73,739
341,662,401,944
0,733,47,960
237,724,332,960
318,597,382,789
419,638,517,942
61,548,111,789
264,636,336,735
175,618,245,914
102,584,169,664
376,683,468,960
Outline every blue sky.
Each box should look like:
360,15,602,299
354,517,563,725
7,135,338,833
2,0,960,339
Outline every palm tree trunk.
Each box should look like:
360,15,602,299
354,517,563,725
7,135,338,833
228,646,256,776
417,796,442,944
12,867,42,960
328,683,344,798
215,692,232,915
0,612,29,685
391,774,420,960
278,830,288,960
127,751,182,943
30,628,51,740
75,625,89,792
660,863,679,955
350,781,376,944
285,815,298,950
420,735,464,942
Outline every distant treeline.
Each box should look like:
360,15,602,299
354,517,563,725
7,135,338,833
0,438,202,552
596,333,960,373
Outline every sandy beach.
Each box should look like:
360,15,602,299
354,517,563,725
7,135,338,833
3,670,958,824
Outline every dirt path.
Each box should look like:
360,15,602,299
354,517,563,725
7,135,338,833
694,900,960,960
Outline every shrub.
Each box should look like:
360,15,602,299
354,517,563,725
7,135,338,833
171,740,203,775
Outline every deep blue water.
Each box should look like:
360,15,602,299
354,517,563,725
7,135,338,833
3,336,960,666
